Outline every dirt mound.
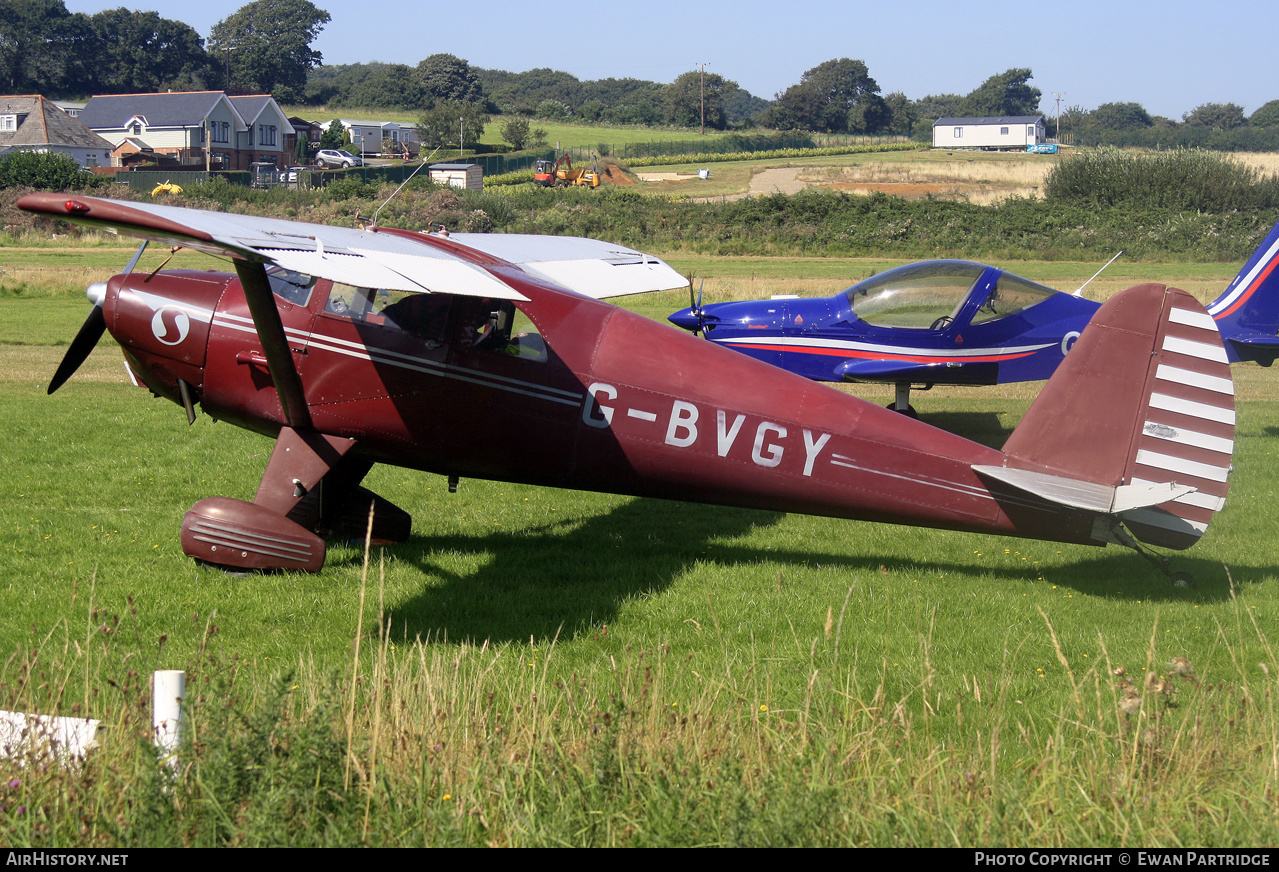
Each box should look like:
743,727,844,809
599,164,634,186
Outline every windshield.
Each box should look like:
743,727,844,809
843,262,986,329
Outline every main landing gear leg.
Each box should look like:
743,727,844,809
886,383,918,418
1112,525,1195,588
181,427,410,573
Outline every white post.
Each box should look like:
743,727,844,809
153,670,185,769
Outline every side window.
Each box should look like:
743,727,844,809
266,267,314,306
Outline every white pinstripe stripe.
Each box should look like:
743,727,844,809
1162,335,1228,363
1155,364,1233,395
1149,392,1236,425
1134,449,1230,482
1168,307,1219,332
1142,420,1234,455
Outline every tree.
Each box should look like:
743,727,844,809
342,62,425,109
415,53,486,104
1088,102,1153,130
911,93,963,123
534,99,571,120
417,99,489,150
500,116,530,150
0,0,74,94
663,70,734,131
1250,100,1279,128
319,119,344,150
207,0,330,100
84,9,213,94
762,58,882,133
1183,102,1246,130
881,92,916,135
959,69,1041,116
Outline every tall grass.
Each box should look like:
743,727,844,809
1,564,1276,846
1045,149,1279,212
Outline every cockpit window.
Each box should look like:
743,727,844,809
266,267,314,306
843,261,986,329
970,272,1058,325
321,286,548,362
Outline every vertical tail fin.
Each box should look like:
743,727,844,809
1208,221,1279,364
987,283,1234,550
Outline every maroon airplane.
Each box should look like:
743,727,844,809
20,194,1236,578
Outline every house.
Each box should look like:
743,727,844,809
79,91,295,171
428,163,482,191
329,118,420,157
932,116,1047,150
330,119,386,156
288,116,323,159
0,95,114,168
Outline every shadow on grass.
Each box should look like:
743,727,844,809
335,492,1263,645
374,498,784,644
914,410,1013,447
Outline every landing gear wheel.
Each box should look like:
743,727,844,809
886,402,918,418
1170,571,1196,589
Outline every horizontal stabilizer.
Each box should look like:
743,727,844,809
973,465,1195,513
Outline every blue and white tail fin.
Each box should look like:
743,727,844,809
1209,221,1279,365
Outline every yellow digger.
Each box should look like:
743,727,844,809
533,154,600,188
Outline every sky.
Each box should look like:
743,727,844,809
66,0,1278,120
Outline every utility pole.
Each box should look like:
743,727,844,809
459,117,464,158
1052,92,1065,141
697,62,710,136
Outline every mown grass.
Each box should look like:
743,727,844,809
1,251,1279,845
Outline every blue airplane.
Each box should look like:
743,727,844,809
670,223,1279,415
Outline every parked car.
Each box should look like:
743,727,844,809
316,149,362,168
284,165,320,184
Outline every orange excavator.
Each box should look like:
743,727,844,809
534,153,600,188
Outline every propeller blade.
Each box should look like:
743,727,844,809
47,241,146,394
48,305,105,395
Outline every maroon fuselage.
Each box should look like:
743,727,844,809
99,235,1098,548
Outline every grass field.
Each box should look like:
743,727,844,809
2,241,1278,845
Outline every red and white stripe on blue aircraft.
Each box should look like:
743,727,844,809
669,222,1279,414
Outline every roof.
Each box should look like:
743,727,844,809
229,95,293,132
79,92,242,131
0,95,113,150
429,163,479,170
933,115,1045,127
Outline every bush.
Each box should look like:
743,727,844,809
0,151,101,191
1045,149,1279,212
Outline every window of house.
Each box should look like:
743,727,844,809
211,122,229,143
0,115,16,132
259,124,277,146
1000,126,1009,135
130,122,142,135
953,127,963,138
